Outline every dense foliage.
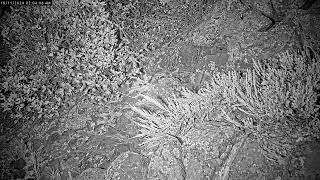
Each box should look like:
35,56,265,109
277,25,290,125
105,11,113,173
0,0,145,127
0,0,319,178
130,48,320,164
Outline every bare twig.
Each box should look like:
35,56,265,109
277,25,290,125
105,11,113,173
217,134,248,180
220,107,243,129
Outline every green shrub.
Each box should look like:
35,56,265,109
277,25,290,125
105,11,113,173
130,48,320,164
206,48,320,134
130,86,221,150
0,0,145,125
207,48,320,163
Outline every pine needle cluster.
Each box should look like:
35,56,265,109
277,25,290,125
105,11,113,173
130,86,220,150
